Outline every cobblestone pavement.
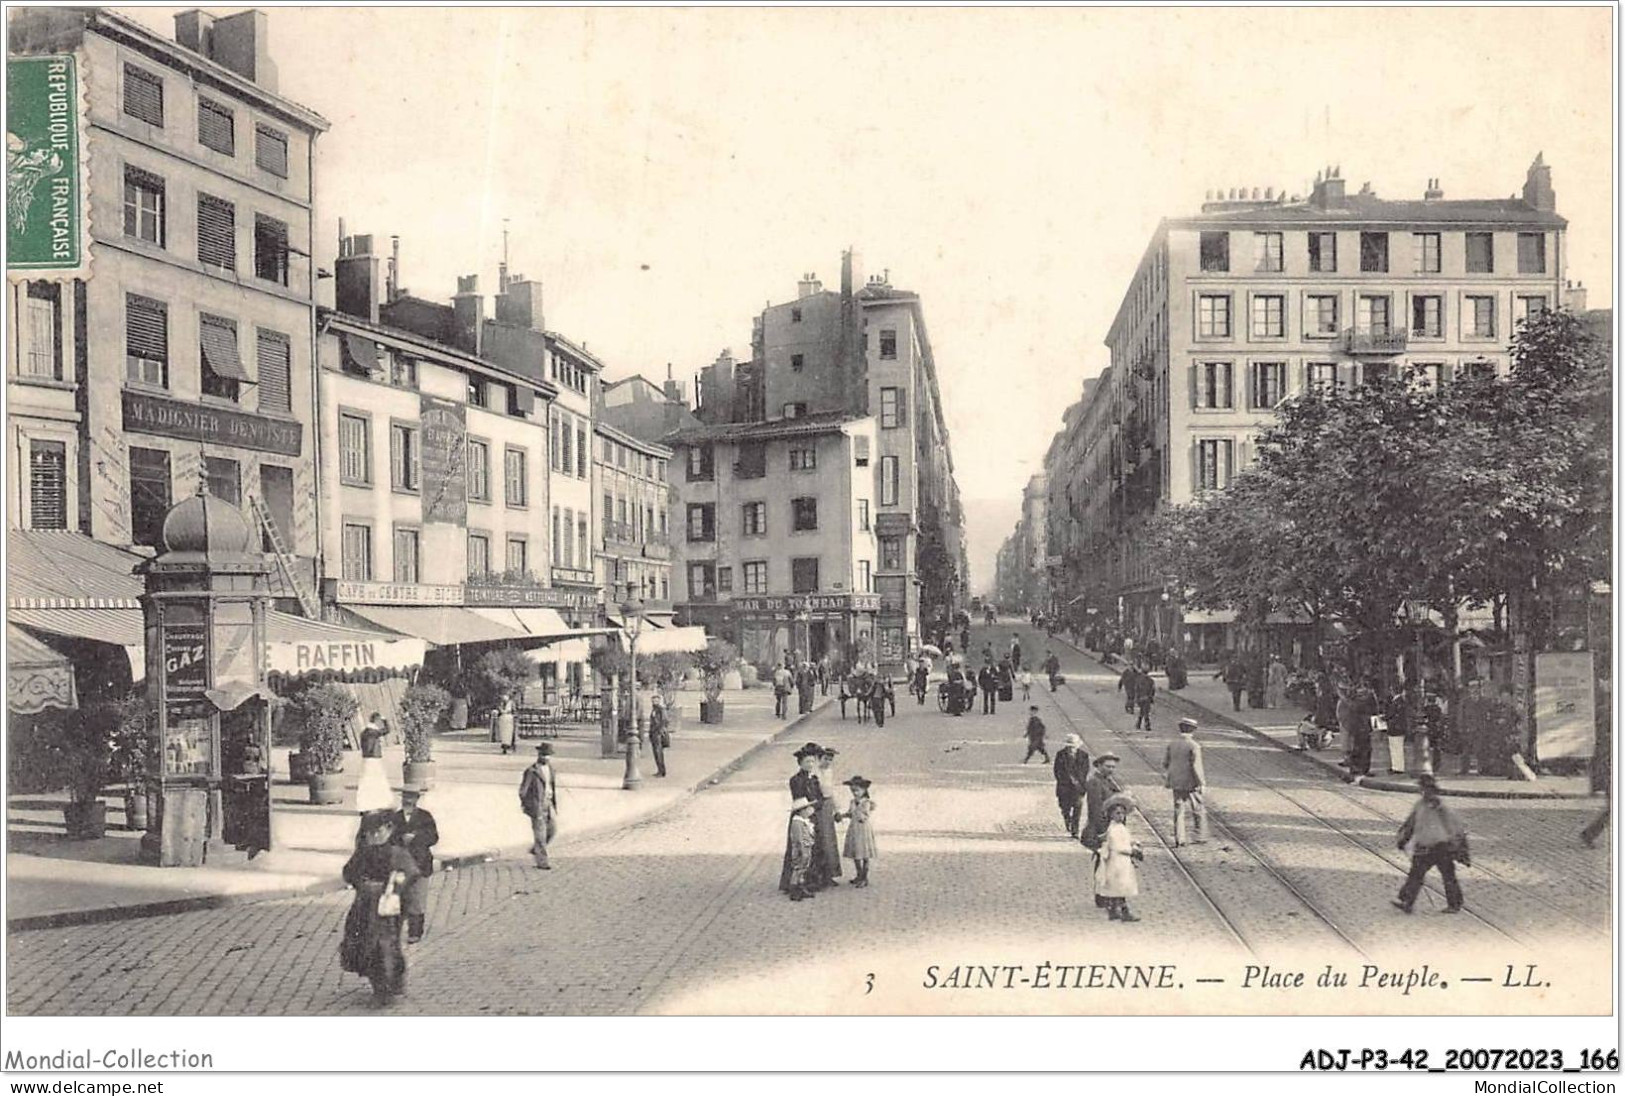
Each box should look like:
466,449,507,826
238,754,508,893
7,625,1611,1015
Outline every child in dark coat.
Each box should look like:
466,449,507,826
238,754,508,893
1022,706,1050,763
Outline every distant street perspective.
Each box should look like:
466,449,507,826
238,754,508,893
8,620,1609,1015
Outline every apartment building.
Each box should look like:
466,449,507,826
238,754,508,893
1053,157,1572,647
7,8,327,580
670,414,881,669
594,420,673,609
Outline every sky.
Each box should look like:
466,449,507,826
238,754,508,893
128,5,1614,593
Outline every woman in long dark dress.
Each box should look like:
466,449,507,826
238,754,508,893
341,811,420,1006
779,744,824,892
812,748,843,887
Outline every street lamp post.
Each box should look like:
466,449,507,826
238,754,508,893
621,598,645,790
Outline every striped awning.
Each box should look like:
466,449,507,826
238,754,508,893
7,530,143,609
200,316,253,382
7,625,76,713
9,607,144,646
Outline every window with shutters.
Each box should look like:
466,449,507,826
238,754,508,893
29,440,68,530
792,496,818,532
1306,362,1339,394
339,411,371,486
880,536,903,571
856,499,871,532
390,422,420,492
558,413,573,474
859,560,872,593
393,526,420,583
880,386,901,428
1360,232,1389,273
197,97,235,155
128,447,171,547
1306,294,1339,338
123,65,164,125
256,329,291,413
1413,233,1441,274
199,315,241,402
791,557,820,594
687,503,715,542
552,507,562,563
1411,295,1443,339
504,446,528,507
1195,361,1234,410
204,456,240,506
1356,295,1392,335
1195,438,1235,493
742,501,767,536
21,282,62,380
686,443,714,481
467,375,488,409
467,533,490,579
342,522,373,581
1515,295,1549,327
576,425,588,480
1466,295,1497,339
854,434,870,468
1253,232,1283,272
742,560,768,594
1308,232,1337,273
254,214,289,285
389,353,418,389
789,447,817,471
689,562,717,599
1199,231,1229,272
125,293,169,387
879,329,898,359
1250,361,1287,409
197,193,236,269
1465,232,1495,274
578,514,589,567
255,124,289,178
467,438,490,501
791,353,805,372
880,455,900,506
506,536,528,575
1517,233,1546,274
123,167,165,246
783,402,807,419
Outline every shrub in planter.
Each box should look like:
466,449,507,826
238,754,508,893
288,683,357,804
107,696,154,831
695,639,738,725
56,695,142,839
470,648,538,719
399,682,451,786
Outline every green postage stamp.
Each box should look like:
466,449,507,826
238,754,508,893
7,53,87,276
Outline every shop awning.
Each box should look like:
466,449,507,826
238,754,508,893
1181,608,1237,626
341,332,380,374
7,530,143,608
200,316,253,382
346,604,524,647
475,607,619,640
7,625,77,713
265,611,427,675
626,625,709,655
8,607,144,646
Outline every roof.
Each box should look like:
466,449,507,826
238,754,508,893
594,418,673,458
1171,195,1566,229
665,411,868,446
318,308,558,398
544,331,605,373
7,531,144,608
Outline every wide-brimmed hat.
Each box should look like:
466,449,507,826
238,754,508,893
789,797,814,812
534,743,554,757
1095,751,1121,764
1178,717,1199,732
397,781,427,797
1102,792,1137,814
1063,733,1083,748
819,746,839,759
793,742,822,760
842,775,872,789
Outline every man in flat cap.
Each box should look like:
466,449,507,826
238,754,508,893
518,742,559,870
1163,717,1207,846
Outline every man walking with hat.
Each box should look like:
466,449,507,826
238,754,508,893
1082,752,1125,910
1163,718,1207,846
389,782,439,943
1053,733,1091,838
518,743,559,870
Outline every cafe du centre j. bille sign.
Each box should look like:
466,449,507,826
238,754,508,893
332,580,600,612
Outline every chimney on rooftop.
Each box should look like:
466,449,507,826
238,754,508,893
452,275,484,354
1523,152,1556,213
1424,177,1444,200
180,9,277,91
798,272,822,298
174,10,215,54
662,362,684,405
1565,280,1587,313
495,277,545,332
1310,166,1347,210
335,235,380,324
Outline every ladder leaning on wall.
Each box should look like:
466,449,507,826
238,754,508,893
247,493,321,620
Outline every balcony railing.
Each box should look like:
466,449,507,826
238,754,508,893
1341,328,1408,355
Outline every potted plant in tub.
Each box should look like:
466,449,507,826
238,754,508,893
58,698,124,839
289,683,356,805
106,692,154,831
399,682,451,788
696,639,738,724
